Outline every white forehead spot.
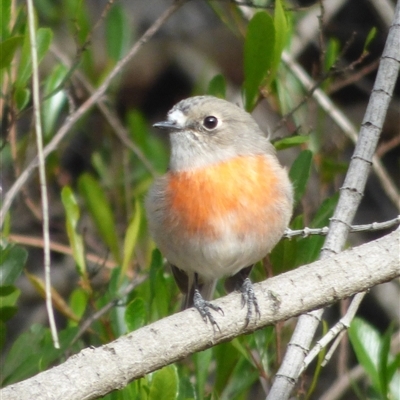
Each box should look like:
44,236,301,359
168,109,187,126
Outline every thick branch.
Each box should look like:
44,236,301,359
2,229,399,400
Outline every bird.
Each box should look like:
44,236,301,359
145,95,293,328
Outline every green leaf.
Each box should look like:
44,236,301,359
320,157,348,184
176,366,196,400
289,149,313,205
121,200,141,280
270,214,303,273
68,288,89,327
16,27,53,87
105,4,131,62
149,365,179,400
310,193,339,229
42,64,68,136
61,186,87,276
388,353,400,385
1,324,48,385
378,324,394,397
217,349,258,399
0,285,17,297
207,74,226,99
0,0,12,40
194,349,213,399
0,244,27,285
270,0,289,83
13,86,30,110
0,285,20,321
349,317,382,395
243,11,274,111
0,306,17,322
125,298,146,332
149,249,172,318
296,193,338,266
322,38,340,90
127,110,168,175
389,371,400,400
324,38,340,72
2,324,79,385
273,135,309,150
78,173,121,263
0,321,6,351
214,342,241,394
0,36,23,69
62,0,94,75
364,27,377,54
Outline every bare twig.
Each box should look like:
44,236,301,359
0,0,185,229
8,234,117,269
225,0,309,12
320,364,365,400
376,133,400,158
71,274,147,346
300,292,365,373
328,58,380,94
26,0,59,349
284,215,400,238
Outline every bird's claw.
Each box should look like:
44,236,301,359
193,289,224,332
241,278,260,326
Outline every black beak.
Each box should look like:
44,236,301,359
153,121,179,130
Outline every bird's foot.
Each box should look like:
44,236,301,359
193,289,224,332
240,278,260,326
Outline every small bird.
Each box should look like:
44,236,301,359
145,96,293,328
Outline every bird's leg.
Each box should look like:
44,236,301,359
193,273,224,332
225,265,260,326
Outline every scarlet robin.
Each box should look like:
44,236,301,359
146,96,293,328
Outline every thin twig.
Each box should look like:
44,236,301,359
26,0,59,348
376,133,400,158
317,0,326,74
328,58,380,94
70,274,147,346
284,215,400,238
300,292,365,373
8,234,117,269
0,0,185,229
320,364,365,400
225,0,309,11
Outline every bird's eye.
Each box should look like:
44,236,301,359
203,116,218,130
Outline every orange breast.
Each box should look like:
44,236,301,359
164,155,283,239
